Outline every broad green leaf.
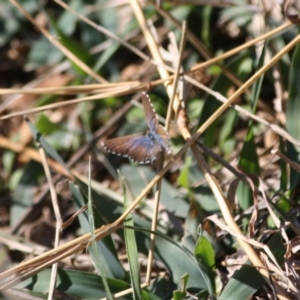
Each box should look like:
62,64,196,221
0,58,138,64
194,235,215,272
35,114,62,134
218,265,264,300
172,290,186,300
69,182,125,281
267,232,285,266
57,0,83,35
11,161,43,227
45,130,76,151
16,269,134,299
27,38,62,66
154,233,213,294
194,234,216,293
98,5,118,34
0,2,21,47
26,119,70,174
193,185,220,213
221,5,254,28
168,5,193,24
83,165,212,293
120,165,189,219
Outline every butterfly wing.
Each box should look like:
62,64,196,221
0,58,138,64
154,125,172,154
142,92,159,132
142,93,172,154
102,93,172,164
102,133,161,164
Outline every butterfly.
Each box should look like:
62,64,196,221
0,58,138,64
102,93,172,164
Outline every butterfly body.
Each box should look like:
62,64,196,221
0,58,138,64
102,93,171,164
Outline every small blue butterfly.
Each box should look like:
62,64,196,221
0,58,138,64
102,93,172,164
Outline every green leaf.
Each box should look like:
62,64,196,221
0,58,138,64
194,234,216,293
35,114,62,134
238,128,260,174
16,269,132,299
153,232,214,295
218,265,264,300
221,5,254,28
69,182,125,281
57,0,83,35
2,150,15,177
172,290,186,300
0,3,21,47
286,27,300,188
177,156,192,189
26,119,71,174
194,235,215,271
236,44,266,211
27,37,63,66
74,174,213,295
201,6,213,48
11,161,43,227
267,232,285,266
120,165,189,219
122,177,142,300
173,274,189,299
219,109,238,151
193,185,220,213
16,268,162,299
44,130,77,151
251,43,267,111
87,159,113,299
237,127,260,210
